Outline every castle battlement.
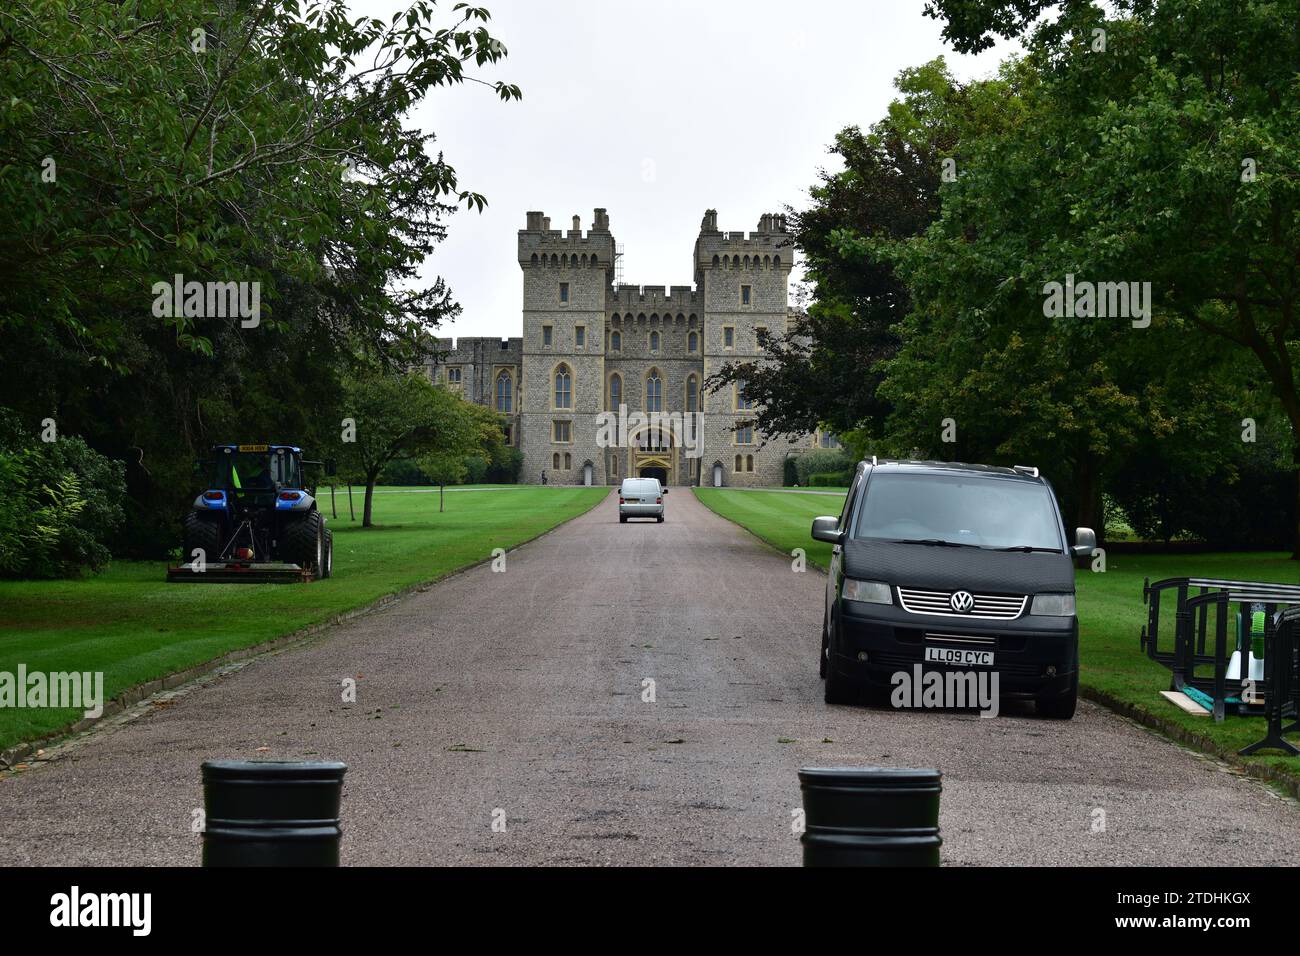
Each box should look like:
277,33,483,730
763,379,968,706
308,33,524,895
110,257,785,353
518,208,616,268
608,283,701,312
693,209,792,271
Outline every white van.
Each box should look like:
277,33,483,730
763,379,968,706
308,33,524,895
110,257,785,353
618,477,666,523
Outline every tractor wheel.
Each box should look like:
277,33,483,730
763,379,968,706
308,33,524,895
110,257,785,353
182,512,222,568
321,527,334,579
283,511,324,576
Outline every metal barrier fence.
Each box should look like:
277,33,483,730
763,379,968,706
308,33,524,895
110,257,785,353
1141,577,1300,721
1239,605,1300,757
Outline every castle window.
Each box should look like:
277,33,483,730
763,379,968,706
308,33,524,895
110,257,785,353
735,424,754,445
611,455,619,475
820,432,839,449
686,375,699,412
609,373,622,410
712,255,720,268
564,452,572,470
741,285,751,306
646,370,662,413
554,364,572,409
746,454,754,472
735,454,742,472
542,325,553,348
650,330,660,352
560,282,569,304
575,325,586,348
553,420,571,443
496,371,512,413
736,380,753,411
723,326,734,349
446,366,462,385
688,331,698,352
611,330,621,351
553,453,560,469
503,425,512,445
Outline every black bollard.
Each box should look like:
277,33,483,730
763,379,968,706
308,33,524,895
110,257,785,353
798,766,942,867
201,760,347,867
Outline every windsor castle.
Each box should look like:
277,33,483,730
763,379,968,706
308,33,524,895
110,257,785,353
426,207,829,487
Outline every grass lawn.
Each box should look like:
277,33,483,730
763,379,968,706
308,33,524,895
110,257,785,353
694,487,1300,779
0,485,607,751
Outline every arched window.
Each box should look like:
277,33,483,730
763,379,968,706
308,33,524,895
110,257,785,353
496,371,512,413
554,363,572,409
646,370,662,413
712,254,720,268
735,454,742,472
612,455,619,475
650,330,660,352
530,253,538,267
686,374,699,412
564,452,572,470
688,331,698,352
609,373,622,410
611,330,621,351
746,454,754,472
553,453,560,469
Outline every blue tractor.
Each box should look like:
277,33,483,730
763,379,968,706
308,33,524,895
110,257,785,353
167,444,335,583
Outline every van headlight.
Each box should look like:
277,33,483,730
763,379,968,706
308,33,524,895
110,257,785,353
1031,593,1076,616
842,579,892,605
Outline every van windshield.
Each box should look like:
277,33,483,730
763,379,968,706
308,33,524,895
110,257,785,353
621,479,660,495
853,473,1062,552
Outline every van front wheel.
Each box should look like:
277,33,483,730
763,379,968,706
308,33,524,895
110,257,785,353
1037,671,1078,719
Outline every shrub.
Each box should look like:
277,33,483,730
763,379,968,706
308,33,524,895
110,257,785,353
809,470,853,487
0,411,126,578
783,456,798,486
486,447,524,484
794,449,851,486
462,455,489,485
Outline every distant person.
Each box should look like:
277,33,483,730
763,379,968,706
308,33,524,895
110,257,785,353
541,469,547,485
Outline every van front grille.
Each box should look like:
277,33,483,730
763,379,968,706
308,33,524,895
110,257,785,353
896,587,1027,621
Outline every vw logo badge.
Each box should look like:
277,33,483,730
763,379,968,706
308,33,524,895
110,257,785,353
950,590,975,613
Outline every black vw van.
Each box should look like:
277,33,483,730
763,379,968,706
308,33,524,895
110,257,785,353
811,460,1095,718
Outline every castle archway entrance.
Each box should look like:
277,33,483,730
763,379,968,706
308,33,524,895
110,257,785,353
630,425,675,485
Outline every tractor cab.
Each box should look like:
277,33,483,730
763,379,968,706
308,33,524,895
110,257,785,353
207,445,303,507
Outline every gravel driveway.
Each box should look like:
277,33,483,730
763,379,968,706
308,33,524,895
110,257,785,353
1,488,1297,866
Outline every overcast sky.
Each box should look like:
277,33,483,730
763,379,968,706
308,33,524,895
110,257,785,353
353,0,1013,340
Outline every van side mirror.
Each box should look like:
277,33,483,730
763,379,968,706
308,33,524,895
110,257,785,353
811,516,842,543
662,488,668,494
1070,527,1097,558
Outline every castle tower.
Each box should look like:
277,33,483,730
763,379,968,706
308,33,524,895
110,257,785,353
518,208,616,485
695,210,795,487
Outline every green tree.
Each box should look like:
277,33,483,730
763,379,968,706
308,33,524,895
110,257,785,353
0,0,521,554
336,371,481,526
917,0,1300,550
706,60,1010,440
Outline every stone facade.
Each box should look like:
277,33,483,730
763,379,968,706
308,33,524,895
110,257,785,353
424,207,823,486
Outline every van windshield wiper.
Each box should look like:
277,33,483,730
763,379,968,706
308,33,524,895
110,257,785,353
892,538,978,548
993,544,1061,553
